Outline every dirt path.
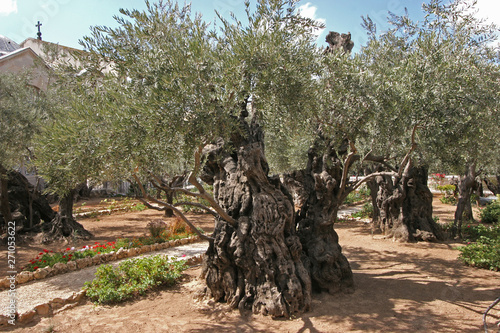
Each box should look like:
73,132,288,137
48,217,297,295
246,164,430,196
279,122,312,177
3,196,500,332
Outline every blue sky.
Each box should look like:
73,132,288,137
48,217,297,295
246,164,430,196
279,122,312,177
1,0,499,53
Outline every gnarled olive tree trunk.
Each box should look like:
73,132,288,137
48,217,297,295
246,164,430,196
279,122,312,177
290,138,354,294
483,175,500,196
373,165,443,242
200,117,311,317
42,189,92,243
452,163,477,238
0,165,12,228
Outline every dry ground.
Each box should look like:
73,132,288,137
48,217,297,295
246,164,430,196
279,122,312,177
3,196,500,332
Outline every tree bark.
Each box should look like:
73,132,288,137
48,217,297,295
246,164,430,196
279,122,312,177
364,166,381,224
374,165,443,242
200,116,312,317
483,176,500,196
453,163,476,238
0,165,12,227
291,137,354,294
42,189,92,242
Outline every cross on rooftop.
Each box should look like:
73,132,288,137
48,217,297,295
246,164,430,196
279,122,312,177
36,21,42,40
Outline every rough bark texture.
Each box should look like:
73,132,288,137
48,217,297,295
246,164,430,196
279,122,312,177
0,169,54,230
453,164,477,238
374,165,444,242
0,165,12,228
364,166,382,224
288,138,354,294
42,189,92,243
483,176,500,196
200,116,312,317
324,31,354,54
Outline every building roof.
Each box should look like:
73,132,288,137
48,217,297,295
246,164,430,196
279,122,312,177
0,35,21,56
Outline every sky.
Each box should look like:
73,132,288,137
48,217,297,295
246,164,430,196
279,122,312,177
0,0,499,54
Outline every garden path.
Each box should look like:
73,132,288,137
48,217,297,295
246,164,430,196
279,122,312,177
1,241,209,316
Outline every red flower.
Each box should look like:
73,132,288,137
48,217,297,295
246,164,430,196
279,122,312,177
62,256,66,258
95,242,99,245
97,252,101,254
39,252,43,255
43,249,49,253
66,247,71,251
33,266,38,270
43,260,47,263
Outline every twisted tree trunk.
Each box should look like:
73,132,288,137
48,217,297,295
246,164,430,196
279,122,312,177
0,165,12,228
373,165,443,242
200,116,312,317
483,175,500,196
42,189,92,243
292,137,354,294
453,163,476,238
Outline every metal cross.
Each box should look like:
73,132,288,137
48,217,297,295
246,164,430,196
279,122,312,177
36,21,42,40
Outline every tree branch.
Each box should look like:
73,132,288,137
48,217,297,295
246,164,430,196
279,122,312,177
132,174,213,241
351,171,397,192
174,201,218,217
397,124,420,179
338,140,358,201
189,145,238,227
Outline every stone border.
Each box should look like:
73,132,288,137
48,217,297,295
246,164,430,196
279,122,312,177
0,235,202,291
0,254,204,327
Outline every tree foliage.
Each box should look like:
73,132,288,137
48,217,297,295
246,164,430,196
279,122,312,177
0,72,51,170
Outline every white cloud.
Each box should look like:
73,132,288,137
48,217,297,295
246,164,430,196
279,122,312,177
0,0,17,16
474,0,500,25
297,2,326,39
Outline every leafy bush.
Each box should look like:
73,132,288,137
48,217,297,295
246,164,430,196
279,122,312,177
350,202,374,219
24,242,118,271
343,186,370,205
22,223,200,272
84,255,187,304
480,198,500,224
437,184,457,205
458,223,500,271
147,219,168,238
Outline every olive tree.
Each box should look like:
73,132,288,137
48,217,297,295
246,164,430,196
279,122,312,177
46,0,356,316
0,72,52,228
359,0,500,238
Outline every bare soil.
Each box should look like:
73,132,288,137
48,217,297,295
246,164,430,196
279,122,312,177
5,195,500,332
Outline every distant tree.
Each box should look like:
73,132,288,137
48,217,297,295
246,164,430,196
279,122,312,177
33,70,106,241
357,0,500,238
0,72,51,228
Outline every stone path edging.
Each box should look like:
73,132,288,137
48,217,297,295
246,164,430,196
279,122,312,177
0,235,202,291
0,239,208,327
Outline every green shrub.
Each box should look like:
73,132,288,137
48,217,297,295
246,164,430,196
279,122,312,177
343,186,371,205
84,255,187,304
437,184,457,205
350,202,373,219
458,223,500,271
480,198,500,224
147,219,168,238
